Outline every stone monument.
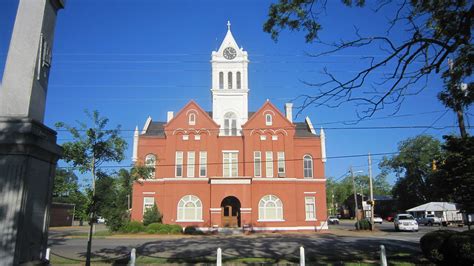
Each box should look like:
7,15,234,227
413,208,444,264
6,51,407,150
0,0,65,264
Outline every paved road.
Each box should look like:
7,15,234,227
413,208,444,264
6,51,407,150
47,221,467,264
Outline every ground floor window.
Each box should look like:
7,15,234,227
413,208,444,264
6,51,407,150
305,196,316,221
177,195,202,221
143,197,154,214
258,195,283,221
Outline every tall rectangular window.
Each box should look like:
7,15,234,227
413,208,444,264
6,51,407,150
228,72,233,89
236,71,241,89
187,151,195,177
175,151,183,177
254,151,261,177
219,72,224,89
199,151,207,177
223,152,238,177
265,151,273,177
143,197,154,214
305,197,316,220
277,152,285,177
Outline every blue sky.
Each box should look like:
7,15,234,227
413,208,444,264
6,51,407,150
1,0,469,185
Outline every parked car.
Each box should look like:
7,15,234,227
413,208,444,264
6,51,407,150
97,217,106,224
418,214,442,226
394,214,418,232
328,216,340,224
373,215,383,224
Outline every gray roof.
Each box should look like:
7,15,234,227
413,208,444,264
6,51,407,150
142,122,166,137
294,122,318,138
142,114,317,138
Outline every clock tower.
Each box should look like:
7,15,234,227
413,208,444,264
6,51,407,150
211,21,249,136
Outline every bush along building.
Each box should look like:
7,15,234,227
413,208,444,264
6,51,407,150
130,23,328,231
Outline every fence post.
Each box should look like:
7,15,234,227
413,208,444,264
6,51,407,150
45,248,50,261
300,246,305,266
217,247,222,266
380,245,387,266
129,248,136,266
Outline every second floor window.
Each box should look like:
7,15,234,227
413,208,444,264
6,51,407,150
265,151,273,177
175,151,183,177
199,151,207,177
277,152,285,176
145,154,156,178
187,151,195,177
224,112,237,136
223,152,238,177
303,155,313,178
254,151,261,177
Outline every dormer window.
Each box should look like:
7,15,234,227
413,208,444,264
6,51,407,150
236,72,241,89
219,72,224,89
265,114,273,126
228,72,233,89
189,113,196,125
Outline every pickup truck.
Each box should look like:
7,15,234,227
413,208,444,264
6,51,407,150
418,214,442,226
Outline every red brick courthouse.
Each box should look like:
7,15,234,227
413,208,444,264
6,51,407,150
131,23,328,231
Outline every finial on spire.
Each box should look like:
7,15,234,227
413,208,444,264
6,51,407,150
227,20,231,31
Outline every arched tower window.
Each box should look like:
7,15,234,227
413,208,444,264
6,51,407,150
228,72,233,89
145,154,156,178
224,112,237,136
236,72,241,89
188,113,196,125
303,155,313,178
219,72,224,89
265,114,273,126
177,195,202,221
258,195,283,221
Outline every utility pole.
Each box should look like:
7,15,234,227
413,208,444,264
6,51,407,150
368,153,374,231
350,167,360,230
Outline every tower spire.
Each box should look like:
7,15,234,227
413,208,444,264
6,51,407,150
227,20,231,31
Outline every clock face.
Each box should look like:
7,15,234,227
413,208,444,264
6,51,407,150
223,47,237,60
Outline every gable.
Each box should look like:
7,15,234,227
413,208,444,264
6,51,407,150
164,101,219,135
242,101,294,133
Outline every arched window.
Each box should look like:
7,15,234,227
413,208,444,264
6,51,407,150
265,114,272,126
145,154,156,178
228,72,233,89
236,71,241,89
224,112,237,136
177,195,202,221
258,195,283,221
303,155,313,178
189,113,196,125
219,72,224,89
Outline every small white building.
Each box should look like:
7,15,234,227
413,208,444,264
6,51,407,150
406,202,463,222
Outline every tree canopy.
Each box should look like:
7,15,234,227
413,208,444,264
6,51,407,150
264,0,473,121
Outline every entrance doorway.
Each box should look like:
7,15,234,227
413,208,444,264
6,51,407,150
220,196,241,227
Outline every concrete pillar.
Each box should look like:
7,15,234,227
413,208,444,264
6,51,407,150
0,0,64,265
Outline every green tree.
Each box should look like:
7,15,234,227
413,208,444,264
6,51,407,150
380,135,442,211
52,168,89,223
143,203,162,226
264,1,473,128
432,135,474,229
55,110,127,266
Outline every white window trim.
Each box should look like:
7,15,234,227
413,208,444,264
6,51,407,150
305,196,317,221
223,151,238,177
175,151,183,177
177,195,203,222
277,152,285,175
265,151,273,178
303,155,314,179
176,219,205,222
265,114,273,126
199,151,207,177
145,154,156,178
143,197,155,214
254,151,262,177
258,195,283,221
189,113,196,125
182,135,189,141
194,135,201,140
187,151,195,178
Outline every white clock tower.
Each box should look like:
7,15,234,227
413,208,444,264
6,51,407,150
211,21,249,136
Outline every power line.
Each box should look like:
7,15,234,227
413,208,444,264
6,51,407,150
56,151,398,170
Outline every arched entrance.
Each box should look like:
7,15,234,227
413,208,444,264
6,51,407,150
220,196,241,227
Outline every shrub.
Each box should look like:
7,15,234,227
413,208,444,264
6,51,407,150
445,230,474,265
354,219,371,230
145,223,183,234
184,226,204,235
143,204,162,226
122,221,145,233
420,230,457,263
